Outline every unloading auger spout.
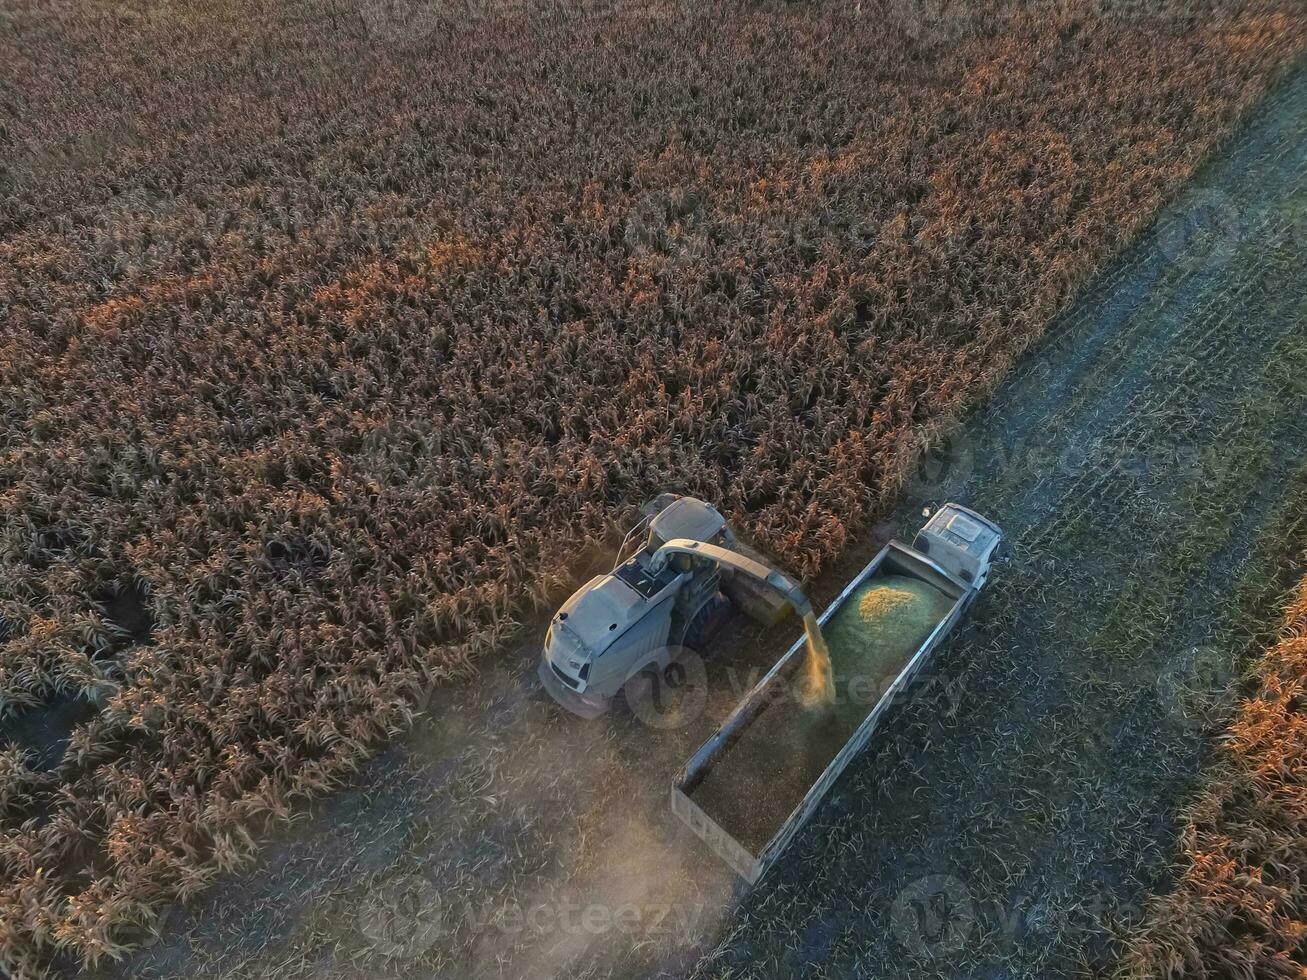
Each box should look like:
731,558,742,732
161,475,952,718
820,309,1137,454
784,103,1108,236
649,538,834,706
648,538,814,619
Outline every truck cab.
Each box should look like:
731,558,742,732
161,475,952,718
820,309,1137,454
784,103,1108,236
912,503,1004,590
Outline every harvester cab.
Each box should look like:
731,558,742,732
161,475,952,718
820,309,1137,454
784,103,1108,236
538,494,809,718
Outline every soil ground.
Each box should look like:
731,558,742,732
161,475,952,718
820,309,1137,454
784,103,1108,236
99,63,1307,980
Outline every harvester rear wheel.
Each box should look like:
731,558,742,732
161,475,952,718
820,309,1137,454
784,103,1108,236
683,593,732,652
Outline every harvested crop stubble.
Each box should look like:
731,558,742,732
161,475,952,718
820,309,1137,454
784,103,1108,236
1120,567,1307,979
1,0,1305,972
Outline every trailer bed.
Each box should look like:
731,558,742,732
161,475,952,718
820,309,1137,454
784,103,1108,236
672,539,977,883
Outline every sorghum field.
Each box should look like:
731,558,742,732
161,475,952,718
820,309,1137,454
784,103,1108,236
1,0,1304,974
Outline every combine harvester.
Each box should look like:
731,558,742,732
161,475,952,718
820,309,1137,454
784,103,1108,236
539,493,1002,883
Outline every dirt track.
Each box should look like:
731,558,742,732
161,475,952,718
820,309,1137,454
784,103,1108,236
102,63,1307,980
